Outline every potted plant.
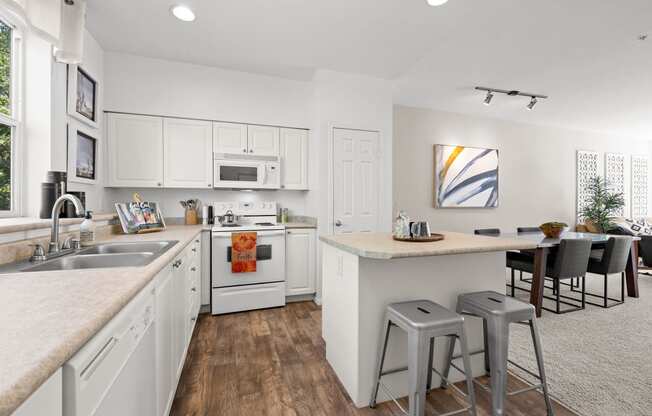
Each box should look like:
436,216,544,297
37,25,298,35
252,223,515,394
580,176,625,233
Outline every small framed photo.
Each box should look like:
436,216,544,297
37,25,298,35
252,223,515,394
67,122,98,184
67,65,99,128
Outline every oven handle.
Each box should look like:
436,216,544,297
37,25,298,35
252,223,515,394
212,230,285,238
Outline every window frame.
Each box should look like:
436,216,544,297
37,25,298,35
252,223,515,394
0,14,22,218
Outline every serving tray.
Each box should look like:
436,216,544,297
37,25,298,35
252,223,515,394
392,233,445,242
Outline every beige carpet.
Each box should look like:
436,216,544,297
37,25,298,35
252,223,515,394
508,274,652,416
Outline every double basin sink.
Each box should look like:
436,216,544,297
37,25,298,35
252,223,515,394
21,241,179,272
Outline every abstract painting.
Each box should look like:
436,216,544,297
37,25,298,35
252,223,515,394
434,144,499,208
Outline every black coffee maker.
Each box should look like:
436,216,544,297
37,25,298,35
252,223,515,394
39,171,85,219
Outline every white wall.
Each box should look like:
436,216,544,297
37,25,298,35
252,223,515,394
51,30,106,213
393,105,652,233
102,52,315,217
103,52,313,128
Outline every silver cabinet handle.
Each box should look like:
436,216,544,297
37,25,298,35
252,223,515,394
243,148,247,153
191,287,197,292
207,184,211,187
191,316,196,322
191,267,196,272
157,182,162,187
335,220,343,227
250,149,254,153
195,239,200,243
192,248,197,252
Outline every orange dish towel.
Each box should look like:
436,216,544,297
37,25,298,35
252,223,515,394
231,232,257,273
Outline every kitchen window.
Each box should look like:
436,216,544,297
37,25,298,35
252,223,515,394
0,17,20,217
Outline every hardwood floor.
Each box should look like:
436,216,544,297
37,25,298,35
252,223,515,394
171,302,577,416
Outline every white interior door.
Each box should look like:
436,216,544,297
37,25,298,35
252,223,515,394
333,128,379,234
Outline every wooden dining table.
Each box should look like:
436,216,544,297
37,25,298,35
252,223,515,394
501,231,641,317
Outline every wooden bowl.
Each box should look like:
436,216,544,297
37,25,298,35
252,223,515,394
539,224,565,238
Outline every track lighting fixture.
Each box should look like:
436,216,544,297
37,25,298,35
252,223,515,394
475,86,548,110
483,91,494,106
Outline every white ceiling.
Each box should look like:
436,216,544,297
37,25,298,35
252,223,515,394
86,0,652,139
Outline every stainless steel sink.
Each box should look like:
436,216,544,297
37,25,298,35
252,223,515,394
2,240,180,273
24,253,155,272
77,241,178,256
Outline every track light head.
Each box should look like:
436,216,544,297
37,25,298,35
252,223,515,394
527,96,537,110
483,91,494,106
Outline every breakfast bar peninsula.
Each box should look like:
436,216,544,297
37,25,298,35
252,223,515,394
319,231,536,407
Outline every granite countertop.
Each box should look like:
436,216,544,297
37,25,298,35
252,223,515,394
319,232,537,259
0,225,204,416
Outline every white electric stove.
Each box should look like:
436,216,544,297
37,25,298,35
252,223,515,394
211,201,286,314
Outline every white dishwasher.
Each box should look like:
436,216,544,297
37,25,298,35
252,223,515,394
63,287,156,416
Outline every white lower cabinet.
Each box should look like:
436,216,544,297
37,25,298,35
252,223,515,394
12,369,62,416
155,238,201,416
285,228,316,296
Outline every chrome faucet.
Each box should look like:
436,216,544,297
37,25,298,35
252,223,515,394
49,194,85,254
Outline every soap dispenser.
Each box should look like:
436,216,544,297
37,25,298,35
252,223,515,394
80,211,96,245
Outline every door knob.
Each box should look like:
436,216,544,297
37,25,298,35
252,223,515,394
335,220,343,227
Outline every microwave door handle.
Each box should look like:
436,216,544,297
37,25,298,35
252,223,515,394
261,164,267,185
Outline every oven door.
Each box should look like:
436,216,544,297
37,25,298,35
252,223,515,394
213,159,264,189
212,230,286,287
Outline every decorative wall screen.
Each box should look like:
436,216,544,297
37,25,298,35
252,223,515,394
576,150,599,221
631,155,648,219
605,153,626,217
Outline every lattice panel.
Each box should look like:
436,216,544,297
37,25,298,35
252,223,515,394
576,150,599,221
631,155,648,219
605,153,626,217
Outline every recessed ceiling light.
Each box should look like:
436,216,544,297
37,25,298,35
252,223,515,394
171,5,195,22
426,0,449,6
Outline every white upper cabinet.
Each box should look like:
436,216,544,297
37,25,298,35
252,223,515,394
213,122,248,155
163,118,213,188
285,228,316,296
280,128,308,190
106,113,164,187
247,125,280,156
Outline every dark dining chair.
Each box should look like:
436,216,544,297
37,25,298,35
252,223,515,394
514,227,540,283
474,228,500,236
576,236,632,308
507,239,592,314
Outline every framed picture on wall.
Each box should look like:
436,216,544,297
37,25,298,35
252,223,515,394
433,144,499,208
67,122,98,185
67,64,99,128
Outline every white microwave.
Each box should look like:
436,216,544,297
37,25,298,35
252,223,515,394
213,154,280,189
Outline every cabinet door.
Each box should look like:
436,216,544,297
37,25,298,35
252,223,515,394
280,128,308,190
285,229,316,296
155,267,174,416
107,113,164,187
247,125,280,156
213,122,248,155
172,255,188,379
164,118,213,188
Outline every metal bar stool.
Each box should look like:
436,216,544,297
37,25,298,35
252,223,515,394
442,291,554,416
370,300,477,416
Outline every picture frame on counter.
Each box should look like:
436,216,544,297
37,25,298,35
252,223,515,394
67,64,99,128
67,122,98,184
